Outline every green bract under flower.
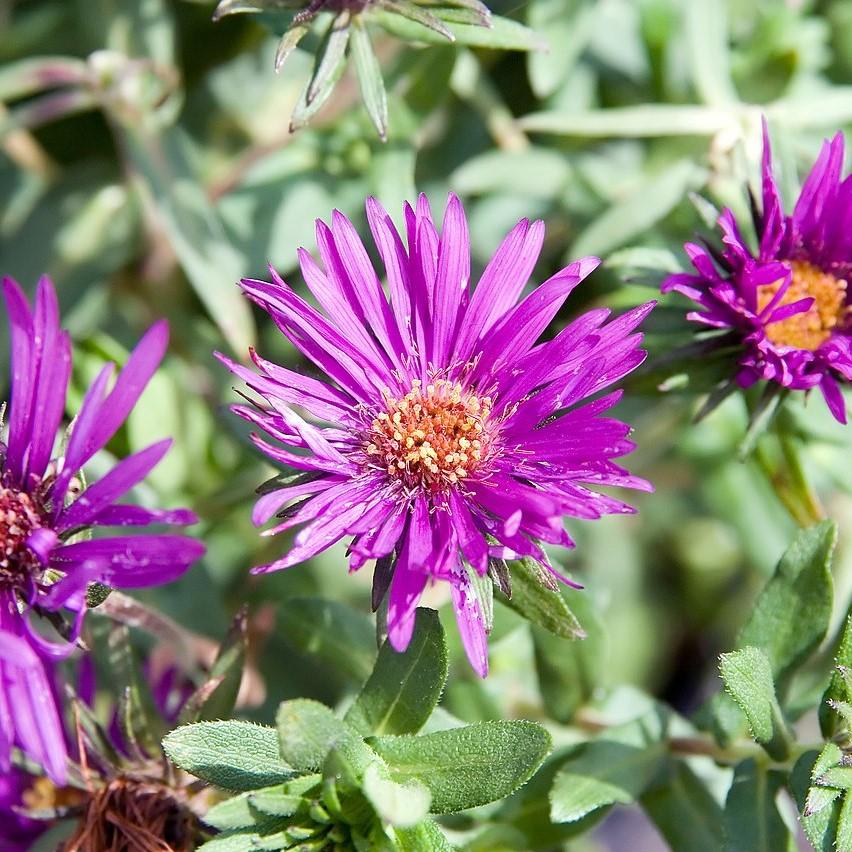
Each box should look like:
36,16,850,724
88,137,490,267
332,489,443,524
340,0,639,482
211,0,541,138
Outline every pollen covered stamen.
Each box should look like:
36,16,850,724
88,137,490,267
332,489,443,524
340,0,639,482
758,260,850,351
0,485,43,578
366,379,495,490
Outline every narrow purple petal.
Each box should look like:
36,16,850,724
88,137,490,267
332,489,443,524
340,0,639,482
49,535,204,587
387,496,431,652
2,278,36,484
450,570,489,678
57,439,173,531
431,193,470,364
54,321,169,508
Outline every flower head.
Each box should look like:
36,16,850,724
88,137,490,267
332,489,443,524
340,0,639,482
221,195,652,677
663,123,852,423
0,276,205,783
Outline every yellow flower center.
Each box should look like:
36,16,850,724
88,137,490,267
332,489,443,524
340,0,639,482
365,379,494,490
757,260,850,351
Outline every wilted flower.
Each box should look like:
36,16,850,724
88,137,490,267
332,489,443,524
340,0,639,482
0,276,204,784
663,124,851,423
220,194,653,676
210,0,535,139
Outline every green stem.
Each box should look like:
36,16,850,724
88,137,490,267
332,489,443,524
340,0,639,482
450,50,529,152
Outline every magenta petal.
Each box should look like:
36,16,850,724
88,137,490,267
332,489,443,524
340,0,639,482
54,322,169,507
57,439,173,531
820,374,848,424
387,496,431,653
49,535,204,588
2,277,36,484
450,570,489,678
25,528,58,566
0,597,68,785
431,193,470,364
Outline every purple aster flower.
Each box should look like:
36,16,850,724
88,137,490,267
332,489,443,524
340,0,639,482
662,123,852,423
220,194,653,677
0,275,205,785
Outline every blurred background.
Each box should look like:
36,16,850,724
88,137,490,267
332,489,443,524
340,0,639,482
2,0,852,848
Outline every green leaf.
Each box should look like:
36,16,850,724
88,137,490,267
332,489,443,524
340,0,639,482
549,719,666,823
497,557,585,639
684,0,737,106
526,0,595,98
108,624,163,758
181,606,248,724
119,124,255,355
203,785,304,831
290,14,350,131
837,791,852,852
370,721,551,813
371,10,544,51
381,0,454,41
394,819,455,851
350,20,388,139
712,521,837,743
276,699,358,773
790,749,841,852
723,759,794,852
737,520,836,685
278,597,376,683
162,722,295,792
362,762,431,827
274,23,310,72
571,159,705,258
820,613,852,738
641,762,725,852
345,608,448,737
718,646,791,759
532,589,604,723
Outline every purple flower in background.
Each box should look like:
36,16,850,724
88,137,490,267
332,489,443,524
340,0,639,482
0,276,204,784
0,768,49,851
663,124,852,423
221,195,652,677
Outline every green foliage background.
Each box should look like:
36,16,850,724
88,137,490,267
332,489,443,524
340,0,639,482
3,0,852,848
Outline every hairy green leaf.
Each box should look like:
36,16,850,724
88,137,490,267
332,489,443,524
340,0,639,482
345,608,448,737
736,521,836,684
371,721,551,813
362,762,431,827
202,785,304,831
276,699,358,772
549,719,666,823
498,557,585,639
719,646,791,759
820,613,852,738
790,749,842,851
162,722,295,791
